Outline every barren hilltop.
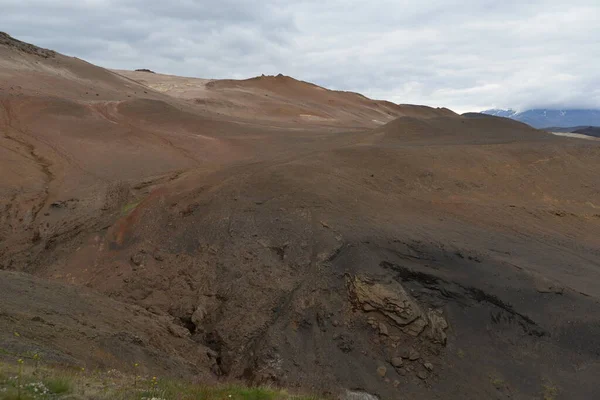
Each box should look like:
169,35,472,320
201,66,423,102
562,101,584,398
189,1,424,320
1,33,599,400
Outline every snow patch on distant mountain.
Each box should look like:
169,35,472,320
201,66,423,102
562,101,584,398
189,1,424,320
482,109,517,118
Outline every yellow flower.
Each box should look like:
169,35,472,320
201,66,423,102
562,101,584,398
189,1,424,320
14,332,20,337
17,359,23,364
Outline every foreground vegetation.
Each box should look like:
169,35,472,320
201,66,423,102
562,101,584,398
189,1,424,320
0,358,321,400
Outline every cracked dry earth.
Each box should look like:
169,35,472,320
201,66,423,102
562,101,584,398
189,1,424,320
1,33,600,399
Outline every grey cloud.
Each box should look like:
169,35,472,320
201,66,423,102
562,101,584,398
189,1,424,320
1,0,599,112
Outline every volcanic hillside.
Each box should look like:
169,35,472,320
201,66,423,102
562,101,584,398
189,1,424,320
113,69,455,128
1,33,600,400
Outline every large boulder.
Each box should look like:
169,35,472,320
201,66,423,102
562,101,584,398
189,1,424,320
348,276,448,342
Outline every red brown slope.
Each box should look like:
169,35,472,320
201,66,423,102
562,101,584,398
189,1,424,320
9,111,600,399
0,33,266,271
0,32,155,101
113,70,456,128
0,270,217,379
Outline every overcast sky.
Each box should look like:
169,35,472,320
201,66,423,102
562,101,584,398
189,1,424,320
2,0,599,113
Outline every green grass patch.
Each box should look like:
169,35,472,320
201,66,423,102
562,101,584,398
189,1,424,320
43,376,71,394
228,386,280,400
121,200,141,216
0,388,35,400
136,380,288,400
0,360,324,400
542,379,558,400
489,373,505,389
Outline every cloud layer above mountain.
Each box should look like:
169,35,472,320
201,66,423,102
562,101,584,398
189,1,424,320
2,0,599,112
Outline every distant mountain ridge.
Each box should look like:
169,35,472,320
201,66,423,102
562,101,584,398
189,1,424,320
482,108,600,128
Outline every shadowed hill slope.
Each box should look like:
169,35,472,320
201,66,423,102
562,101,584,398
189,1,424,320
573,126,600,137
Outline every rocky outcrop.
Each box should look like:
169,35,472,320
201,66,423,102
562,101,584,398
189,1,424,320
0,32,56,58
347,276,448,344
340,390,380,400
